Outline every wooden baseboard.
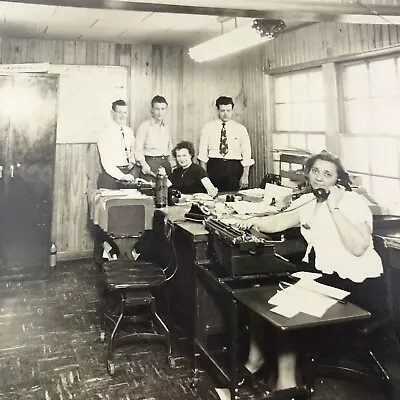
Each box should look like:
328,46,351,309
57,250,92,261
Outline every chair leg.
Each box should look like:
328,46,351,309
151,296,173,366
368,349,393,400
107,292,125,375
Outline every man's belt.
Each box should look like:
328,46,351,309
145,155,169,160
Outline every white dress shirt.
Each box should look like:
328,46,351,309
97,121,135,180
198,119,254,167
134,118,172,165
295,192,383,283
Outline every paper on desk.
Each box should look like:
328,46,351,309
297,279,350,300
291,271,323,280
226,200,277,215
268,280,349,318
263,183,293,203
270,304,300,318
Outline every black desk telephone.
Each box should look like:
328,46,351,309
311,178,352,202
184,202,211,221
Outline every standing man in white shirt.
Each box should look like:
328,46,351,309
135,95,173,180
97,99,136,189
198,96,254,192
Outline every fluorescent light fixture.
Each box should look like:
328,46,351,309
188,19,285,63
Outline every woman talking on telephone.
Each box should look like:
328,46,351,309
235,150,383,391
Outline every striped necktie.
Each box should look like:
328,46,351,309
219,122,228,156
120,126,130,164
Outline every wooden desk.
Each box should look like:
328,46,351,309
192,262,370,400
155,205,307,334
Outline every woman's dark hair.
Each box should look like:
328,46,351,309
304,150,351,189
172,141,195,159
112,99,127,111
215,96,234,109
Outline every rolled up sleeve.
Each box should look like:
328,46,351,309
240,127,255,167
197,126,209,163
134,122,147,165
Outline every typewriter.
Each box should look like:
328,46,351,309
204,217,296,277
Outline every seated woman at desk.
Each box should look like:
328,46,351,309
236,150,383,391
169,141,218,197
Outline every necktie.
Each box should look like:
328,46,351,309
120,126,130,164
219,122,228,156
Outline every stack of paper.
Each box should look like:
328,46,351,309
269,279,350,318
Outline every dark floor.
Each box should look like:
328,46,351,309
0,260,392,399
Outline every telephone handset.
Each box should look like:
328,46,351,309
312,178,352,202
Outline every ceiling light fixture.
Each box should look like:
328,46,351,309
188,19,286,63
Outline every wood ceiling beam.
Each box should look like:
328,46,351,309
3,0,400,24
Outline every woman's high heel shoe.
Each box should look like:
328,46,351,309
238,363,266,387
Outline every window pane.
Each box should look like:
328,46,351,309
289,133,307,150
310,102,325,132
275,104,292,131
292,103,310,131
273,133,289,149
341,136,370,174
307,134,326,153
369,138,399,178
370,58,398,97
275,75,291,103
343,64,369,99
371,176,400,214
345,99,372,134
308,70,324,101
371,97,400,134
291,73,308,102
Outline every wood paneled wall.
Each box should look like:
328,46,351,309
264,22,400,71
0,36,268,258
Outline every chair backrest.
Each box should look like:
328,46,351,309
374,235,400,336
108,204,146,237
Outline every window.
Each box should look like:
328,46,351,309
273,68,326,175
341,57,400,214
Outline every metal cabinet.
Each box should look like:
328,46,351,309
0,74,58,281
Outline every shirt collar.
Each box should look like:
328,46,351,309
219,119,232,126
150,117,166,127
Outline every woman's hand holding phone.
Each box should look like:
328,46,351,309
327,185,345,210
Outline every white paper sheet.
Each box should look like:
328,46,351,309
263,183,293,203
226,200,277,215
270,304,300,318
268,280,350,318
291,271,323,281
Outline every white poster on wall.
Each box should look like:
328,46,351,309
50,65,128,143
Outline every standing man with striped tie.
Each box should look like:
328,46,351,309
198,96,254,192
97,99,137,189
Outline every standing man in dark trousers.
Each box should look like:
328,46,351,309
198,96,254,192
97,99,137,189
135,95,173,181
95,99,136,265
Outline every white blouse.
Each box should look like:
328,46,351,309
293,191,383,283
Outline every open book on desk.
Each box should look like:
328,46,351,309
269,278,350,318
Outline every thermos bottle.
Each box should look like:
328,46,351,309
155,167,168,208
50,242,57,267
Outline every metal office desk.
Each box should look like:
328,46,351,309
192,262,371,400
